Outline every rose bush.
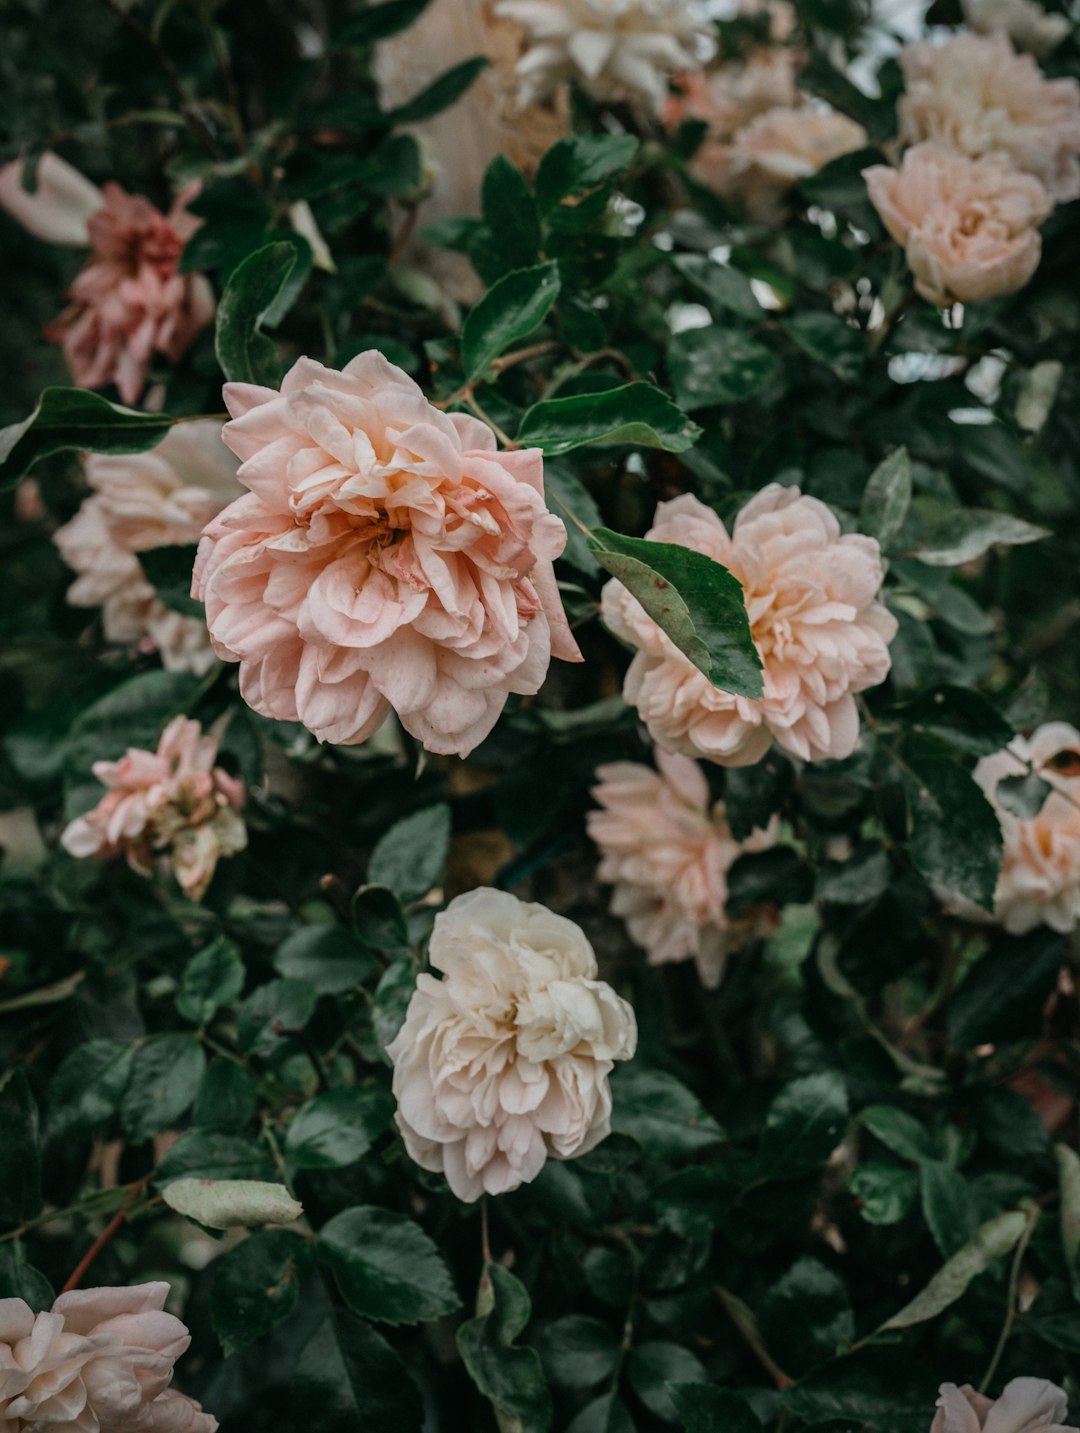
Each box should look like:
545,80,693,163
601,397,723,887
2,0,1080,1429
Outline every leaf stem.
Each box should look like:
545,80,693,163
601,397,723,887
979,1202,1040,1393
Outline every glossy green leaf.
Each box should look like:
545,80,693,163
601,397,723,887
906,757,1003,912
670,1385,763,1433
211,1229,312,1355
237,978,318,1055
674,255,762,320
46,1039,134,1143
536,1315,618,1390
274,925,375,994
0,1069,42,1222
896,685,1013,756
120,1035,205,1143
913,509,1048,567
758,1072,849,1179
368,802,452,903
215,241,299,386
946,929,1064,1046
517,383,700,455
317,1205,461,1326
858,1105,936,1163
785,311,864,382
0,388,171,489
176,937,245,1026
155,1130,276,1186
332,0,432,46
462,261,560,383
534,133,639,213
386,56,488,124
457,1263,552,1433
667,326,780,410
860,448,911,551
849,1163,919,1225
628,1342,707,1421
920,1161,976,1257
284,1086,394,1169
137,544,203,618
610,1065,725,1157
481,155,541,273
295,1309,425,1430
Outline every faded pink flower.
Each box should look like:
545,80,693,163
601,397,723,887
930,1379,1077,1433
61,715,246,901
0,1281,217,1431
601,485,896,766
54,421,242,675
865,143,1052,305
46,182,215,405
972,723,1080,934
961,0,1070,57
726,105,867,213
664,53,801,190
193,351,582,758
386,888,637,1202
588,748,778,986
898,33,1080,202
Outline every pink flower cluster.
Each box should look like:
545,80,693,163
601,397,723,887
864,32,1080,305
601,485,896,766
61,716,246,901
0,1282,215,1431
194,351,581,757
589,749,778,986
931,1379,1078,1433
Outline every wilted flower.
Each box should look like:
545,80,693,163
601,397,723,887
961,0,1070,57
495,0,714,112
865,143,1052,305
972,722,1080,934
0,152,214,404
898,33,1080,202
54,421,242,675
930,1378,1078,1433
61,715,246,901
0,1282,217,1431
601,485,896,766
194,351,581,758
588,748,778,986
386,887,637,1201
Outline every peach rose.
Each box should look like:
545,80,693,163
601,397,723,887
865,143,1052,305
930,1379,1077,1433
495,0,714,112
588,748,778,986
386,887,637,1201
601,485,896,766
898,33,1080,202
0,1282,216,1431
61,715,246,901
54,421,242,675
971,722,1080,934
726,106,867,214
193,351,581,758
664,53,801,191
961,0,1071,56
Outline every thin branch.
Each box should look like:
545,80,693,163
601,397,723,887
60,1208,128,1294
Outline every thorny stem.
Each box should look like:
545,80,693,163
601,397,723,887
979,1202,1040,1392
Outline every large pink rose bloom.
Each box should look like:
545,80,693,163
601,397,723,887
601,485,897,766
193,351,582,757
865,143,1052,305
898,33,1080,202
971,723,1080,934
588,749,778,986
61,715,246,901
44,182,214,405
930,1379,1077,1433
0,1282,217,1431
54,421,242,675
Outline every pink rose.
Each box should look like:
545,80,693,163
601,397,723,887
61,715,246,901
726,105,868,215
865,143,1052,305
898,33,1080,202
0,1281,217,1431
54,421,242,675
588,748,779,986
601,485,896,766
931,1379,1077,1433
193,351,582,758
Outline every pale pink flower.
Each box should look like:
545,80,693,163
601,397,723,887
588,748,778,986
930,1379,1077,1433
387,888,637,1202
601,485,896,766
865,143,1052,305
193,351,581,758
898,33,1080,202
726,105,867,214
61,715,246,901
0,1281,217,1432
46,181,215,405
961,0,1070,57
971,723,1080,934
664,53,801,190
0,151,104,245
54,421,241,675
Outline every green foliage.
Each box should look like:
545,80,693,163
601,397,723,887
0,388,171,488
215,242,300,385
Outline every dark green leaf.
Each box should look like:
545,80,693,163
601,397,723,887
176,937,245,1026
332,0,432,46
780,1349,938,1433
215,241,299,386
670,1384,763,1433
372,959,417,1054
211,1229,312,1355
155,1130,276,1186
850,1162,919,1224
0,1069,42,1222
947,929,1064,1047
784,312,864,382
46,1039,134,1143
877,1211,1027,1331
759,1258,854,1375
628,1342,707,1421
458,1263,552,1432
120,1035,205,1143
518,383,700,456
0,1249,53,1309
368,803,452,903
906,757,1003,912
860,448,911,551
668,326,780,409
237,978,318,1055
920,1161,977,1257
318,1205,461,1325
590,527,762,698
536,1315,618,1390
674,256,762,321
727,846,813,914
859,1105,935,1163
387,56,489,125
138,545,203,618
996,771,1051,819
566,1393,634,1433
913,509,1048,567
274,925,375,994
897,685,1013,756
481,155,541,272
610,1065,725,1157
295,1309,425,1430
535,134,639,213
0,388,171,489
193,1061,258,1131
1056,1143,1080,1299
284,1086,395,1169
351,884,411,954
65,670,201,777
462,261,560,383
758,1072,849,1179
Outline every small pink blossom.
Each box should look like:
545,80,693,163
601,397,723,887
61,715,246,901
664,53,801,191
0,1281,216,1431
930,1379,1077,1433
54,421,242,675
193,351,582,758
865,143,1052,305
601,485,896,766
588,748,779,986
898,33,1080,202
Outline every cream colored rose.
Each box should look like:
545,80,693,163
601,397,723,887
589,749,778,986
961,0,1070,58
386,888,637,1202
0,1282,216,1431
865,143,1052,305
898,33,1080,202
726,106,868,214
972,723,1080,934
930,1378,1078,1433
